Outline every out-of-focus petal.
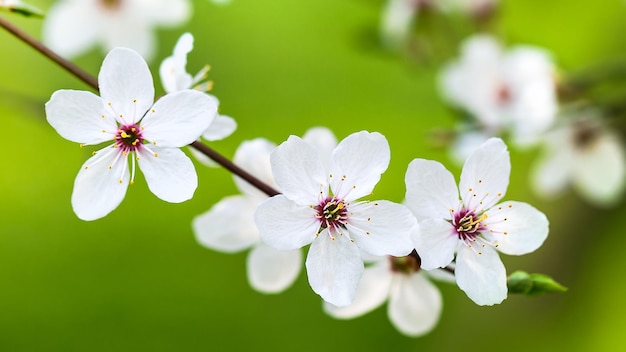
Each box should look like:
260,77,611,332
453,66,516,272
388,272,442,337
233,138,278,198
531,144,573,198
324,259,392,318
137,146,197,203
202,115,237,141
574,133,626,206
306,234,364,307
193,195,260,253
405,158,459,221
459,137,510,212
71,146,128,221
42,0,100,58
455,244,507,305
346,201,415,257
247,244,302,294
329,131,390,201
159,32,193,93
484,201,549,255
255,195,319,250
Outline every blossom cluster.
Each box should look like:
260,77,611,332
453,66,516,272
0,0,569,339
41,31,551,335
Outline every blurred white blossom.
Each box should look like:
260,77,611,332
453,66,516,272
255,131,416,307
405,138,549,305
159,32,236,167
324,253,453,337
45,48,216,220
43,0,190,60
532,113,626,206
440,35,558,162
193,127,337,293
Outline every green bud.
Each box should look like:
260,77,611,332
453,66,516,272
507,270,567,296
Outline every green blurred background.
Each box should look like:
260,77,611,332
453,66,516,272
1,0,626,350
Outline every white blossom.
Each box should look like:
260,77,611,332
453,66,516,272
45,47,216,220
255,131,416,307
532,113,626,206
405,138,549,305
42,0,190,60
324,253,452,337
440,35,557,161
193,127,337,293
159,32,237,167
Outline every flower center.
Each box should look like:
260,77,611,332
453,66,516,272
389,250,421,274
115,124,144,154
314,196,349,231
496,83,512,105
452,208,487,241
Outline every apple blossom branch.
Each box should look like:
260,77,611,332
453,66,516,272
0,15,280,197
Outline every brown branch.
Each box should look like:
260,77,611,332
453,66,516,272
0,15,281,198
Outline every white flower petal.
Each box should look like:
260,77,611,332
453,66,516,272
450,130,492,165
42,0,100,58
141,90,217,147
302,126,337,169
459,137,510,212
388,272,442,337
455,244,507,306
71,146,128,221
202,114,237,141
102,21,156,61
255,195,319,250
484,201,548,255
247,244,302,294
193,195,260,253
139,0,191,25
306,234,364,307
531,145,573,198
233,138,278,198
405,158,459,221
270,136,326,205
574,133,626,206
329,131,390,201
159,32,193,93
98,48,154,123
324,259,392,319
45,90,114,145
412,218,457,270
137,146,197,203
346,201,415,257
380,0,418,48
424,267,456,284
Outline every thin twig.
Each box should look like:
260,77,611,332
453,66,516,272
0,15,281,198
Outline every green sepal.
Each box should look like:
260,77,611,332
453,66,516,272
507,270,567,296
1,2,45,18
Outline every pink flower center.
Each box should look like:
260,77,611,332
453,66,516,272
314,196,349,231
452,208,487,242
115,124,144,154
